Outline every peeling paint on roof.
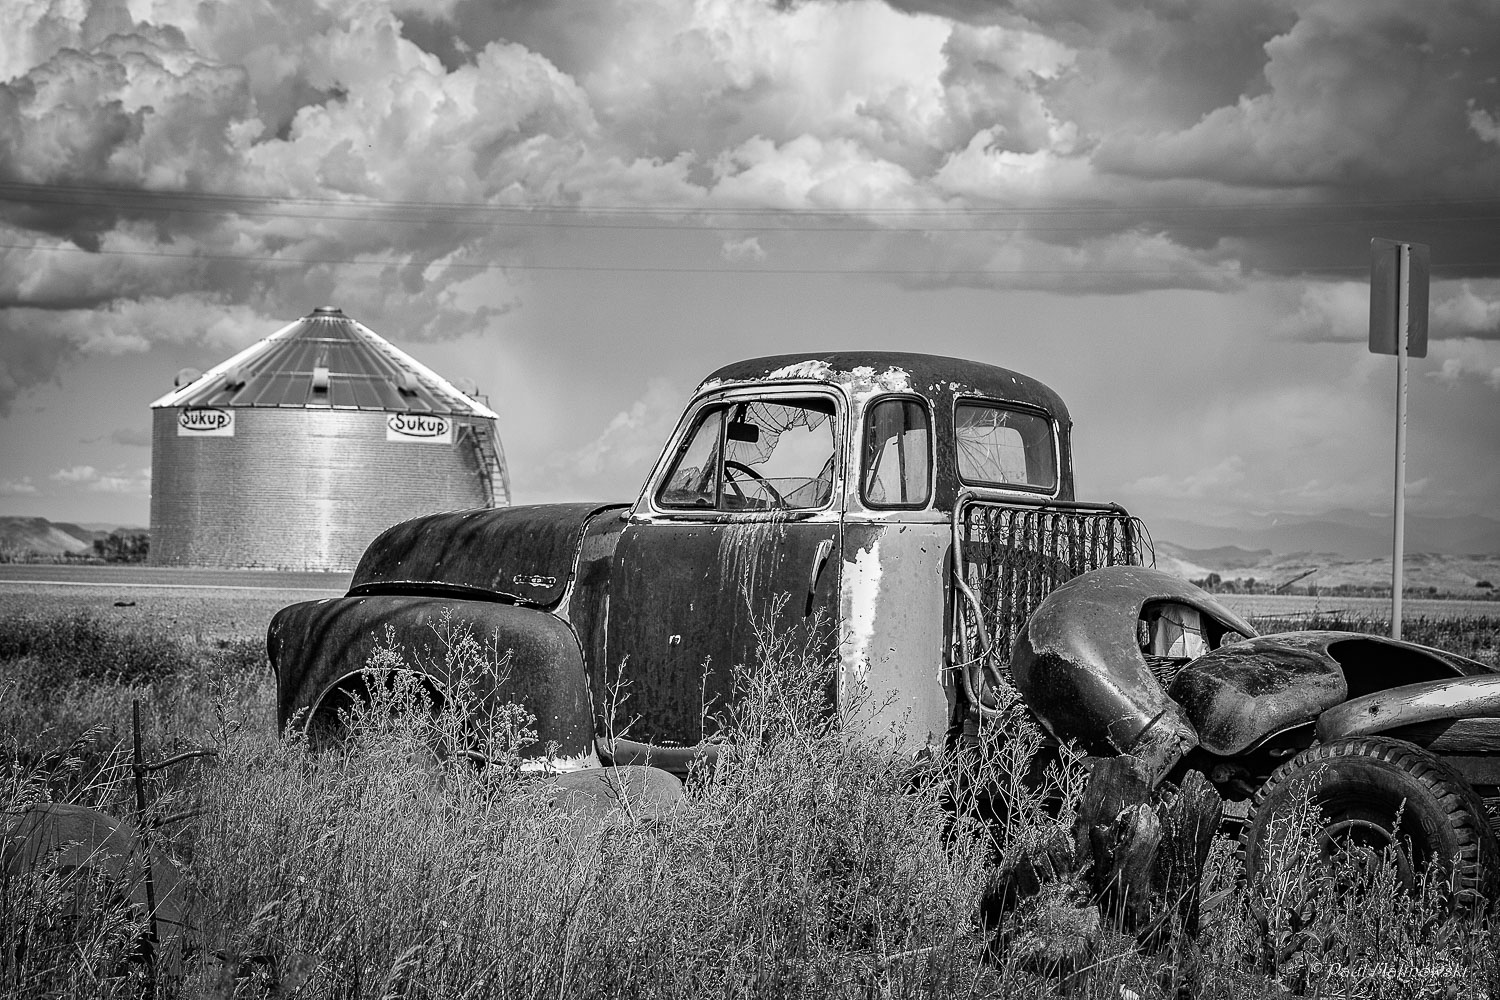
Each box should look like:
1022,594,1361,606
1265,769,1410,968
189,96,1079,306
767,359,836,381
698,352,1071,425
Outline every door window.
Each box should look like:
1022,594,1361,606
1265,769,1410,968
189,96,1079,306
659,397,837,511
861,397,931,507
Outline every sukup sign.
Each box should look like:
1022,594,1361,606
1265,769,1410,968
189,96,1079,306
387,412,453,444
177,407,235,437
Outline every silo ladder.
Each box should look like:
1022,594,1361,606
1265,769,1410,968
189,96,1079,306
470,422,511,508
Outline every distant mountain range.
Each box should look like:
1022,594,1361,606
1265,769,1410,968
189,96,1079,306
4,508,1497,578
0,516,142,557
1147,508,1500,559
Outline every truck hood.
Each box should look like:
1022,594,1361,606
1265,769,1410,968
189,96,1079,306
350,502,628,608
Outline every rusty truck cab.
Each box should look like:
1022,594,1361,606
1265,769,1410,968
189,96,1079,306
589,352,1088,753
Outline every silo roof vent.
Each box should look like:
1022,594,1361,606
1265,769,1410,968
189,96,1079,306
312,306,344,316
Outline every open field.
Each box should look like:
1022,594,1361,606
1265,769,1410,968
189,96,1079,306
3,564,1497,639
1220,592,1499,621
0,565,349,642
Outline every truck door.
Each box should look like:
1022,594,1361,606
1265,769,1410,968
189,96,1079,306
604,389,844,746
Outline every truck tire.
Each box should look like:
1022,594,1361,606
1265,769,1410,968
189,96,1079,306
1241,736,1499,904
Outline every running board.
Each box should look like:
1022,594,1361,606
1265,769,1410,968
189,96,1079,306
596,736,720,777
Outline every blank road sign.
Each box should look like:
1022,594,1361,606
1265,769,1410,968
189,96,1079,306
1369,238,1429,358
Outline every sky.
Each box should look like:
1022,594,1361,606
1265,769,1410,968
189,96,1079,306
1,0,1498,536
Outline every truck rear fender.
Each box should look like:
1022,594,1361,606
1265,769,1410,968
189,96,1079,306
1168,635,1347,756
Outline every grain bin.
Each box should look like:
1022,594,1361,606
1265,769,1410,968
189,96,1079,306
148,307,509,570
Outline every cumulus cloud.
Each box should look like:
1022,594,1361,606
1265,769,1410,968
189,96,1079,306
540,378,684,499
0,476,38,495
1271,281,1368,343
2,0,1499,408
1273,279,1500,345
87,425,150,446
1125,455,1247,501
1468,103,1500,147
49,464,150,493
720,236,766,263
1425,338,1500,390
1433,282,1500,340
1096,0,1500,194
51,465,97,484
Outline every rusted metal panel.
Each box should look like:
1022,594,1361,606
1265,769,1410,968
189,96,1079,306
604,510,841,745
351,503,625,607
1316,675,1500,743
839,518,950,748
560,509,628,734
267,593,593,756
149,407,491,570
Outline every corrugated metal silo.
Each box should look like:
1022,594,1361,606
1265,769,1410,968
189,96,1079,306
148,307,510,570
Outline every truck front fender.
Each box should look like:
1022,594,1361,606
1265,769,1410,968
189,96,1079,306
268,595,594,756
1011,566,1240,780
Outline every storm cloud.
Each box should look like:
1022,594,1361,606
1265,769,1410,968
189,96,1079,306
2,0,1500,412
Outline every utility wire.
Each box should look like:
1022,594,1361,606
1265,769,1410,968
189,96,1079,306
3,179,1499,218
5,240,1497,275
6,185,1499,233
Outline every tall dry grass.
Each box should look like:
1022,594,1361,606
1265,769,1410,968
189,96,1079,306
2,607,1498,998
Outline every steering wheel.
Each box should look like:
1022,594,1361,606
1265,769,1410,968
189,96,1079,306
723,460,786,507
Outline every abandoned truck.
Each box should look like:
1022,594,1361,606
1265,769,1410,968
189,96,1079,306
268,352,1500,884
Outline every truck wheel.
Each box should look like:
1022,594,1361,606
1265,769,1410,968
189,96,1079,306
303,670,445,750
1241,737,1499,904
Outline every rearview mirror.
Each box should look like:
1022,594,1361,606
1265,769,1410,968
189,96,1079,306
727,420,760,444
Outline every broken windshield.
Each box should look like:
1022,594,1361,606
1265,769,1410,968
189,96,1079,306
659,397,837,511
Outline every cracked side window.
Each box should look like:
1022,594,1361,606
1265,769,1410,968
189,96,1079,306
955,403,1056,492
660,408,725,508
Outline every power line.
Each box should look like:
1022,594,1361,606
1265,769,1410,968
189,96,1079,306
5,239,1498,275
3,179,1499,220
6,184,1499,234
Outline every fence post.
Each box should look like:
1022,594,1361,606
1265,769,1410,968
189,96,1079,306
132,699,160,992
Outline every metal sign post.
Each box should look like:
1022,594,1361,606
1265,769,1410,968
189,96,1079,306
1369,238,1429,640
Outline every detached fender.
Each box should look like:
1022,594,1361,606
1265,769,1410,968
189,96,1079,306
1011,566,1247,778
1317,674,1500,742
268,595,593,756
